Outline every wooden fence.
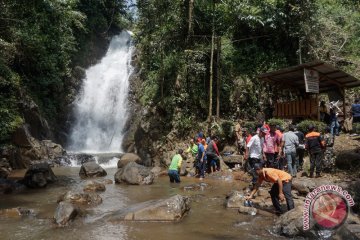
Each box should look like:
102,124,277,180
273,98,318,119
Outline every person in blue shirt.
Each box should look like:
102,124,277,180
351,99,360,123
197,140,207,180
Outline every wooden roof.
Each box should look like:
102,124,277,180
257,61,360,93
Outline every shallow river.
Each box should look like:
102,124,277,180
0,167,283,240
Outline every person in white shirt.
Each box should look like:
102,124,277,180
245,126,268,183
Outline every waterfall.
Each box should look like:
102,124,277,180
68,31,133,153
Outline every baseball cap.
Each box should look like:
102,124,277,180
260,126,268,133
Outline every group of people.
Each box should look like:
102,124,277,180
238,122,335,181
241,122,336,214
168,119,339,215
320,98,360,134
168,132,221,183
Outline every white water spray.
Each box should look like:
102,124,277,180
68,31,133,153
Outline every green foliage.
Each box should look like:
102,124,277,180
267,118,286,128
243,121,258,134
353,123,360,134
221,121,234,140
0,63,23,142
173,115,197,137
0,0,129,143
297,120,327,134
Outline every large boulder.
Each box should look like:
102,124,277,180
1,125,66,169
54,201,78,226
348,180,360,214
117,153,142,168
292,177,332,195
336,151,360,170
273,206,316,238
124,195,190,221
21,162,57,188
58,190,102,206
221,145,237,154
292,178,316,195
79,162,107,178
114,162,154,185
150,166,162,177
222,154,243,167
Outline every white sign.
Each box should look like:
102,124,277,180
304,69,319,93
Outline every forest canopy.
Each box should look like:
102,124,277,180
135,0,360,130
1,0,359,142
0,0,130,142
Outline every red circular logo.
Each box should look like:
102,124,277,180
311,192,349,229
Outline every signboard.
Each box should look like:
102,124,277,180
304,69,319,93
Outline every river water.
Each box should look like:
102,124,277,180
0,167,283,240
0,31,283,240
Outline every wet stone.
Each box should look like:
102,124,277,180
83,180,106,192
54,201,78,226
225,191,245,208
79,162,107,179
58,191,102,207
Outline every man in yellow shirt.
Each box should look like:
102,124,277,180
246,163,294,214
168,149,183,183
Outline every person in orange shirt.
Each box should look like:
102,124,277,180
246,163,294,214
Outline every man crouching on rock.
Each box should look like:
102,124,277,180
168,149,183,183
245,163,294,214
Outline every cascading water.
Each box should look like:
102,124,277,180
68,31,133,153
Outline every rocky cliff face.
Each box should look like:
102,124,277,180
121,51,194,168
121,50,167,167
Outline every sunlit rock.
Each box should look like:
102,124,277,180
54,201,78,226
225,191,245,208
114,162,154,185
58,190,102,206
79,162,107,178
117,153,142,168
122,195,190,221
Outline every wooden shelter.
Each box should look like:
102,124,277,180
258,61,360,120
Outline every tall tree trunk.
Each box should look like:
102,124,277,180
216,37,221,119
187,0,194,44
208,0,215,122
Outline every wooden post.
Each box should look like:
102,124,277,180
316,94,319,121
342,88,346,119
